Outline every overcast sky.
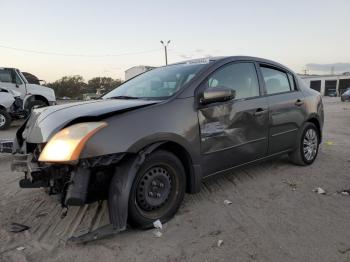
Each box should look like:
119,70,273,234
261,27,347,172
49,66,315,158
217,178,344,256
1,0,350,81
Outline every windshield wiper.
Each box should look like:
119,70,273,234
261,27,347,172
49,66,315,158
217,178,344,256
108,96,140,100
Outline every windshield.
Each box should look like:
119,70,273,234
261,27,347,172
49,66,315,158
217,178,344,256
103,62,210,100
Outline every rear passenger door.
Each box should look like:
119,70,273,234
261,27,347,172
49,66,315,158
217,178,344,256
258,65,307,154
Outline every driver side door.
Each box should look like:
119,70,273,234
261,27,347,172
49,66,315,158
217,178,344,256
198,62,269,176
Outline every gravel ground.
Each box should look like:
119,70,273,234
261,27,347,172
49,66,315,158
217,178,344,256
0,97,350,262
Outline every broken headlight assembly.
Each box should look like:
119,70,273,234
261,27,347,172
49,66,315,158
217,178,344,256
39,122,107,163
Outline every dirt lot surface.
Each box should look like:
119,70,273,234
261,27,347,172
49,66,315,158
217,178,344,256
0,97,350,262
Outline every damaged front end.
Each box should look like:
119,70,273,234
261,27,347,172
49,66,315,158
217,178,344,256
12,148,125,206
10,99,162,242
11,135,136,243
11,117,148,243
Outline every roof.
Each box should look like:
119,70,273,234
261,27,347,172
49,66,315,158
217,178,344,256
169,56,293,72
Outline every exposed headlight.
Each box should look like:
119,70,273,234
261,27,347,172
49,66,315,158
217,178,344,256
39,122,107,163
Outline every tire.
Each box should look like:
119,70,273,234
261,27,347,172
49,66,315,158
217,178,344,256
26,100,47,114
289,122,319,166
0,110,11,130
128,150,186,229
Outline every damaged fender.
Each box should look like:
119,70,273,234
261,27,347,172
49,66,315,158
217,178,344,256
69,142,164,243
108,142,164,231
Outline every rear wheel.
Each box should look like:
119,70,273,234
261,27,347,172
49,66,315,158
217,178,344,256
289,122,319,166
0,110,11,130
128,150,186,228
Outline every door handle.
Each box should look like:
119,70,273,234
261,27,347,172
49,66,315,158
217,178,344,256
295,99,304,106
254,108,267,116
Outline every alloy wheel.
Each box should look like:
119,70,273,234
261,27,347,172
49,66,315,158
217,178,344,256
303,128,318,161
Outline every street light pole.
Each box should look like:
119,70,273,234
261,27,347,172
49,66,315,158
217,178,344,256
160,40,171,65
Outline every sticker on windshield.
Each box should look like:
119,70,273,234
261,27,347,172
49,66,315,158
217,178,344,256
185,58,210,65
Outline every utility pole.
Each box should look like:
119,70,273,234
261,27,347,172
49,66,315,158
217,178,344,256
160,40,171,65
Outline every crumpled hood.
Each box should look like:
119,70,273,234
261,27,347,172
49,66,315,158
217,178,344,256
21,99,159,143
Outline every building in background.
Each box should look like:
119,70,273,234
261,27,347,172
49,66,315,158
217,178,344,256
125,65,155,81
300,74,350,96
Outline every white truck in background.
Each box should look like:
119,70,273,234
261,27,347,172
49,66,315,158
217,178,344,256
0,67,56,111
0,68,56,130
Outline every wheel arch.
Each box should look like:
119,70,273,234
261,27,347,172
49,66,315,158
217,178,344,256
306,116,322,143
24,95,49,109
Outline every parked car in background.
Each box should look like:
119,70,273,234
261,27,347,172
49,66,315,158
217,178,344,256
341,88,350,102
0,68,56,112
328,90,337,97
12,56,324,242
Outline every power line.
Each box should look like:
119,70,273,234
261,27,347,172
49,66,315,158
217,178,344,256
0,44,162,57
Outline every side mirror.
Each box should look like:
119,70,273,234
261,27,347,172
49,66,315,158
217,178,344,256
200,87,235,105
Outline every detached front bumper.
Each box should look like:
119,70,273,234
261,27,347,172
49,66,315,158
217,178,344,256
0,139,14,154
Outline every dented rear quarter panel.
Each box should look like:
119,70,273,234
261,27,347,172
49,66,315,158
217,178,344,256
298,77,325,132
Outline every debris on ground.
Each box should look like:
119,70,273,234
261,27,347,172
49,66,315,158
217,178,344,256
60,207,68,219
153,230,162,238
313,187,326,195
35,212,49,218
325,141,334,146
338,189,350,196
16,246,25,251
153,219,162,230
209,230,221,236
152,219,163,237
337,242,350,254
9,223,30,233
283,179,297,191
224,200,232,205
217,239,224,247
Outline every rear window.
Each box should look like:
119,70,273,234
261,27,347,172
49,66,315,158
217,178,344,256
261,67,292,94
0,69,13,83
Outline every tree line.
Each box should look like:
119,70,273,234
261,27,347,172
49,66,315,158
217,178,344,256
47,75,123,99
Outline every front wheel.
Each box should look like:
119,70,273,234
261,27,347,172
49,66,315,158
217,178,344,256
0,110,11,130
128,150,186,229
289,122,319,166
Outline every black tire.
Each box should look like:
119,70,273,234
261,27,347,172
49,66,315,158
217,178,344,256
128,150,186,229
26,100,47,114
289,122,319,166
0,110,11,130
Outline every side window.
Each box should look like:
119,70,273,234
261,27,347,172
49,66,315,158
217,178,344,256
15,73,23,85
287,73,296,91
0,69,13,83
261,67,291,94
206,62,260,99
